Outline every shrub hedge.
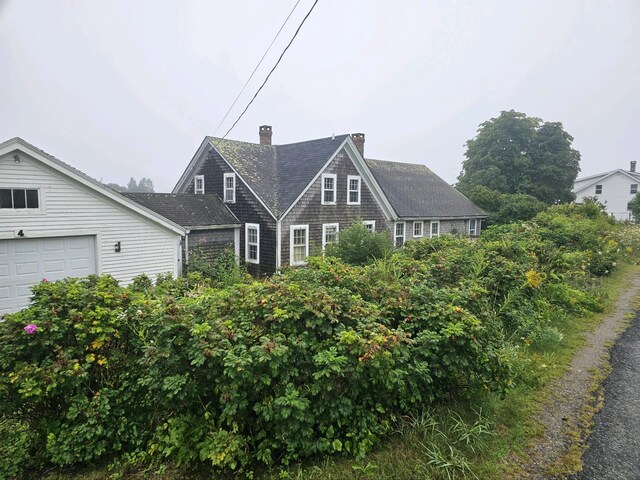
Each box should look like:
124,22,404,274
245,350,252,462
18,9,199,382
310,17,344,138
1,203,638,476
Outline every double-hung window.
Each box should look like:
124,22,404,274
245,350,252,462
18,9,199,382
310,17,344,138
245,223,259,264
0,188,39,209
290,225,309,266
347,175,361,205
194,175,205,194
322,223,339,250
395,222,405,247
469,219,477,236
595,184,603,194
413,221,423,238
631,184,638,194
430,221,440,238
363,220,375,232
224,173,236,203
321,174,336,205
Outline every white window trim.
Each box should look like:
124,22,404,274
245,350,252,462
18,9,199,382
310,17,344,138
595,184,603,194
290,224,309,266
223,173,236,203
430,220,440,238
413,221,423,238
322,223,339,250
347,175,361,205
245,223,260,264
321,173,337,205
0,187,43,212
194,175,205,194
395,221,405,247
363,220,375,231
469,219,477,236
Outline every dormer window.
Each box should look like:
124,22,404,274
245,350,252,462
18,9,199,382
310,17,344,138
224,173,236,203
321,173,336,205
0,188,39,209
347,175,361,205
194,175,205,194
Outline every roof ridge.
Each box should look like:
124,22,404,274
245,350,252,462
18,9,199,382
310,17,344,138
208,134,349,149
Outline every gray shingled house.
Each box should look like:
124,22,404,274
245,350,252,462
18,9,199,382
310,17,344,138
172,126,485,275
122,193,240,268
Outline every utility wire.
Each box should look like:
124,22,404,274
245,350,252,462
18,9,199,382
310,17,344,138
211,0,302,139
217,0,320,143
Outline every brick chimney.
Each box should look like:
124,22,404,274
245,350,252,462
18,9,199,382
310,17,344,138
631,161,637,173
351,133,365,156
259,125,272,145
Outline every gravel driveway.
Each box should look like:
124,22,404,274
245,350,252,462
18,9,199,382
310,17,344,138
576,311,640,479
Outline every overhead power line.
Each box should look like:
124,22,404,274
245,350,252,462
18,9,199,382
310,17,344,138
211,0,303,139
218,0,320,143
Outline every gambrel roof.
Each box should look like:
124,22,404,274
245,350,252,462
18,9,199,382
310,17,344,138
366,158,486,218
122,193,239,228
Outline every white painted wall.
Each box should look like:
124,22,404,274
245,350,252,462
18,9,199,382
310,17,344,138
574,171,639,221
0,152,181,284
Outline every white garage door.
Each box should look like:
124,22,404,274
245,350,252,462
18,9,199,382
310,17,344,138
0,236,96,316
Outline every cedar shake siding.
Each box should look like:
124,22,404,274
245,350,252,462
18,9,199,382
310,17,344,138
184,147,276,276
186,229,235,265
281,149,390,266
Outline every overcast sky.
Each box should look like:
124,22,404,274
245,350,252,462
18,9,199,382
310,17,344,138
1,0,639,192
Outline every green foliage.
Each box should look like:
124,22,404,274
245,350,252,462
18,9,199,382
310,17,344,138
457,110,581,205
628,192,640,221
186,247,248,287
325,221,394,265
464,185,548,226
1,206,640,478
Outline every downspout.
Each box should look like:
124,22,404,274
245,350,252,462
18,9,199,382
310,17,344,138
184,230,190,269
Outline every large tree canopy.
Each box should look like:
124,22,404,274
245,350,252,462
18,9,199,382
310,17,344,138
457,110,581,204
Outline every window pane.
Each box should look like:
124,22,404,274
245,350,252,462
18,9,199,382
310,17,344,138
249,244,257,260
13,189,26,208
294,229,306,245
26,189,39,208
349,191,358,203
395,223,404,235
248,227,257,244
324,177,334,189
414,222,422,236
0,189,12,208
431,222,439,235
325,226,337,244
324,190,334,203
294,245,305,262
632,184,638,194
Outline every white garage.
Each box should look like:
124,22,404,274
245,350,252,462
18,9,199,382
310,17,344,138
0,236,97,316
1,137,185,317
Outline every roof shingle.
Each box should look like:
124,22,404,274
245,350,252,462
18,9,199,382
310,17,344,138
365,158,485,218
123,193,239,228
209,135,350,217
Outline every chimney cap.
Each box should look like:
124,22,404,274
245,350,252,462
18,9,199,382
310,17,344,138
260,125,272,132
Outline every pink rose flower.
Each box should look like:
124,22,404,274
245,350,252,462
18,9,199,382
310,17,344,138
24,324,37,334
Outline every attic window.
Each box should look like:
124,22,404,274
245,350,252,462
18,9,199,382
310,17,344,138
224,173,235,203
595,184,602,194
0,188,39,209
347,175,361,205
322,173,336,205
631,184,638,194
194,175,205,194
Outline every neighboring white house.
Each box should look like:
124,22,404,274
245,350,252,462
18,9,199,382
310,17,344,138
0,137,185,316
573,162,640,221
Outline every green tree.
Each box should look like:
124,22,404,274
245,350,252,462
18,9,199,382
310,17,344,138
628,193,640,222
325,221,393,266
465,185,547,226
457,110,581,205
105,177,155,193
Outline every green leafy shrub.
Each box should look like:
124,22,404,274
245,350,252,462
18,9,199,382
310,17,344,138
325,221,393,265
1,207,639,477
